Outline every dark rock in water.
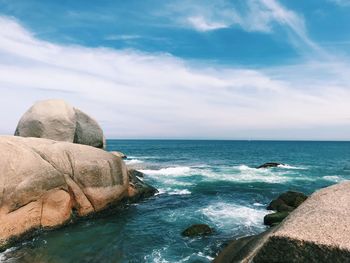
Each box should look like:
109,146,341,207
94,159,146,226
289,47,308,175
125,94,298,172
267,191,308,211
127,169,158,202
264,211,289,226
128,168,144,178
257,162,283,169
182,224,213,237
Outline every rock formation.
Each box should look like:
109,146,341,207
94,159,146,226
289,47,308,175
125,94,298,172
15,99,105,149
215,182,350,262
0,136,128,249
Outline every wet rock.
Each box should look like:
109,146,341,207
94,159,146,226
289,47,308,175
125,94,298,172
267,191,308,211
264,212,289,226
182,224,213,237
257,162,283,169
127,169,157,202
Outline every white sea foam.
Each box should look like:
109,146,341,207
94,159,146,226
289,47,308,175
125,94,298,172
323,175,343,182
200,165,292,184
125,159,144,165
141,166,192,176
201,202,270,231
157,188,191,196
168,189,191,195
278,164,307,170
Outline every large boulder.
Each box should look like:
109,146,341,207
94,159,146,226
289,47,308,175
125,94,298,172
0,136,128,249
215,181,350,262
15,99,105,149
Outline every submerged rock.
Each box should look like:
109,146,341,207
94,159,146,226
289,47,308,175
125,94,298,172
264,212,289,226
0,136,128,249
127,169,158,202
15,99,105,149
182,224,213,237
267,191,308,212
256,162,283,169
110,151,127,159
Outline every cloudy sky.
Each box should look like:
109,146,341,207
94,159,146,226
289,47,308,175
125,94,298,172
0,0,350,140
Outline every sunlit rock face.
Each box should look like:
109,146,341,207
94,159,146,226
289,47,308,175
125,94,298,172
0,136,128,249
15,99,105,149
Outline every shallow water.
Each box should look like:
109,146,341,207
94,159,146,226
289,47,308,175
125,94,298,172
2,140,350,262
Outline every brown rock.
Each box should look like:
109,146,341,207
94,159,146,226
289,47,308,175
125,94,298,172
0,135,128,249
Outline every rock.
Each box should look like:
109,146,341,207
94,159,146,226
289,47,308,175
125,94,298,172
127,169,158,202
267,191,308,211
110,151,127,159
264,212,289,226
15,99,105,149
182,224,213,237
128,168,144,178
0,135,128,249
267,198,295,212
214,227,276,263
256,162,283,169
215,181,350,262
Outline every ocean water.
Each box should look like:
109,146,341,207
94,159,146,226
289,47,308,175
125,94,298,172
1,140,350,262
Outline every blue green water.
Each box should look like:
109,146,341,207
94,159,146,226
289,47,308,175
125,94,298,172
2,140,350,262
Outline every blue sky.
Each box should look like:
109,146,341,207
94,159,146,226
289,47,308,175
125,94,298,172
0,0,350,139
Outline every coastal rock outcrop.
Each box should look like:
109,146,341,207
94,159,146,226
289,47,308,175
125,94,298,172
215,181,350,262
127,169,158,202
0,135,128,249
14,99,105,149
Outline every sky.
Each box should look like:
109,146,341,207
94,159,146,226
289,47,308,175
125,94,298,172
0,0,350,140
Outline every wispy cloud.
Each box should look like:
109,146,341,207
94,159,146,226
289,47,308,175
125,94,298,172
0,16,349,139
186,16,229,31
327,0,350,6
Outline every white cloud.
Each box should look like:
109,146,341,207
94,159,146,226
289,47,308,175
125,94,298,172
186,16,228,31
0,16,350,139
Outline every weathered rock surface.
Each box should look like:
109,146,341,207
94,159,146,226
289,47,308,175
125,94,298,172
215,181,350,262
182,224,213,237
256,162,283,169
127,169,158,202
15,99,105,149
110,151,127,159
0,135,128,249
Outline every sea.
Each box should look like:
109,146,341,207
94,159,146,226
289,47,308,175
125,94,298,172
1,140,350,263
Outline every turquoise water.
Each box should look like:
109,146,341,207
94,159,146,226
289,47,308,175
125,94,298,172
2,140,350,262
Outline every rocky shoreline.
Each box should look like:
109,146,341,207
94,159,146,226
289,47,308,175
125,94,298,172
214,181,350,262
1,99,349,262
0,100,158,251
